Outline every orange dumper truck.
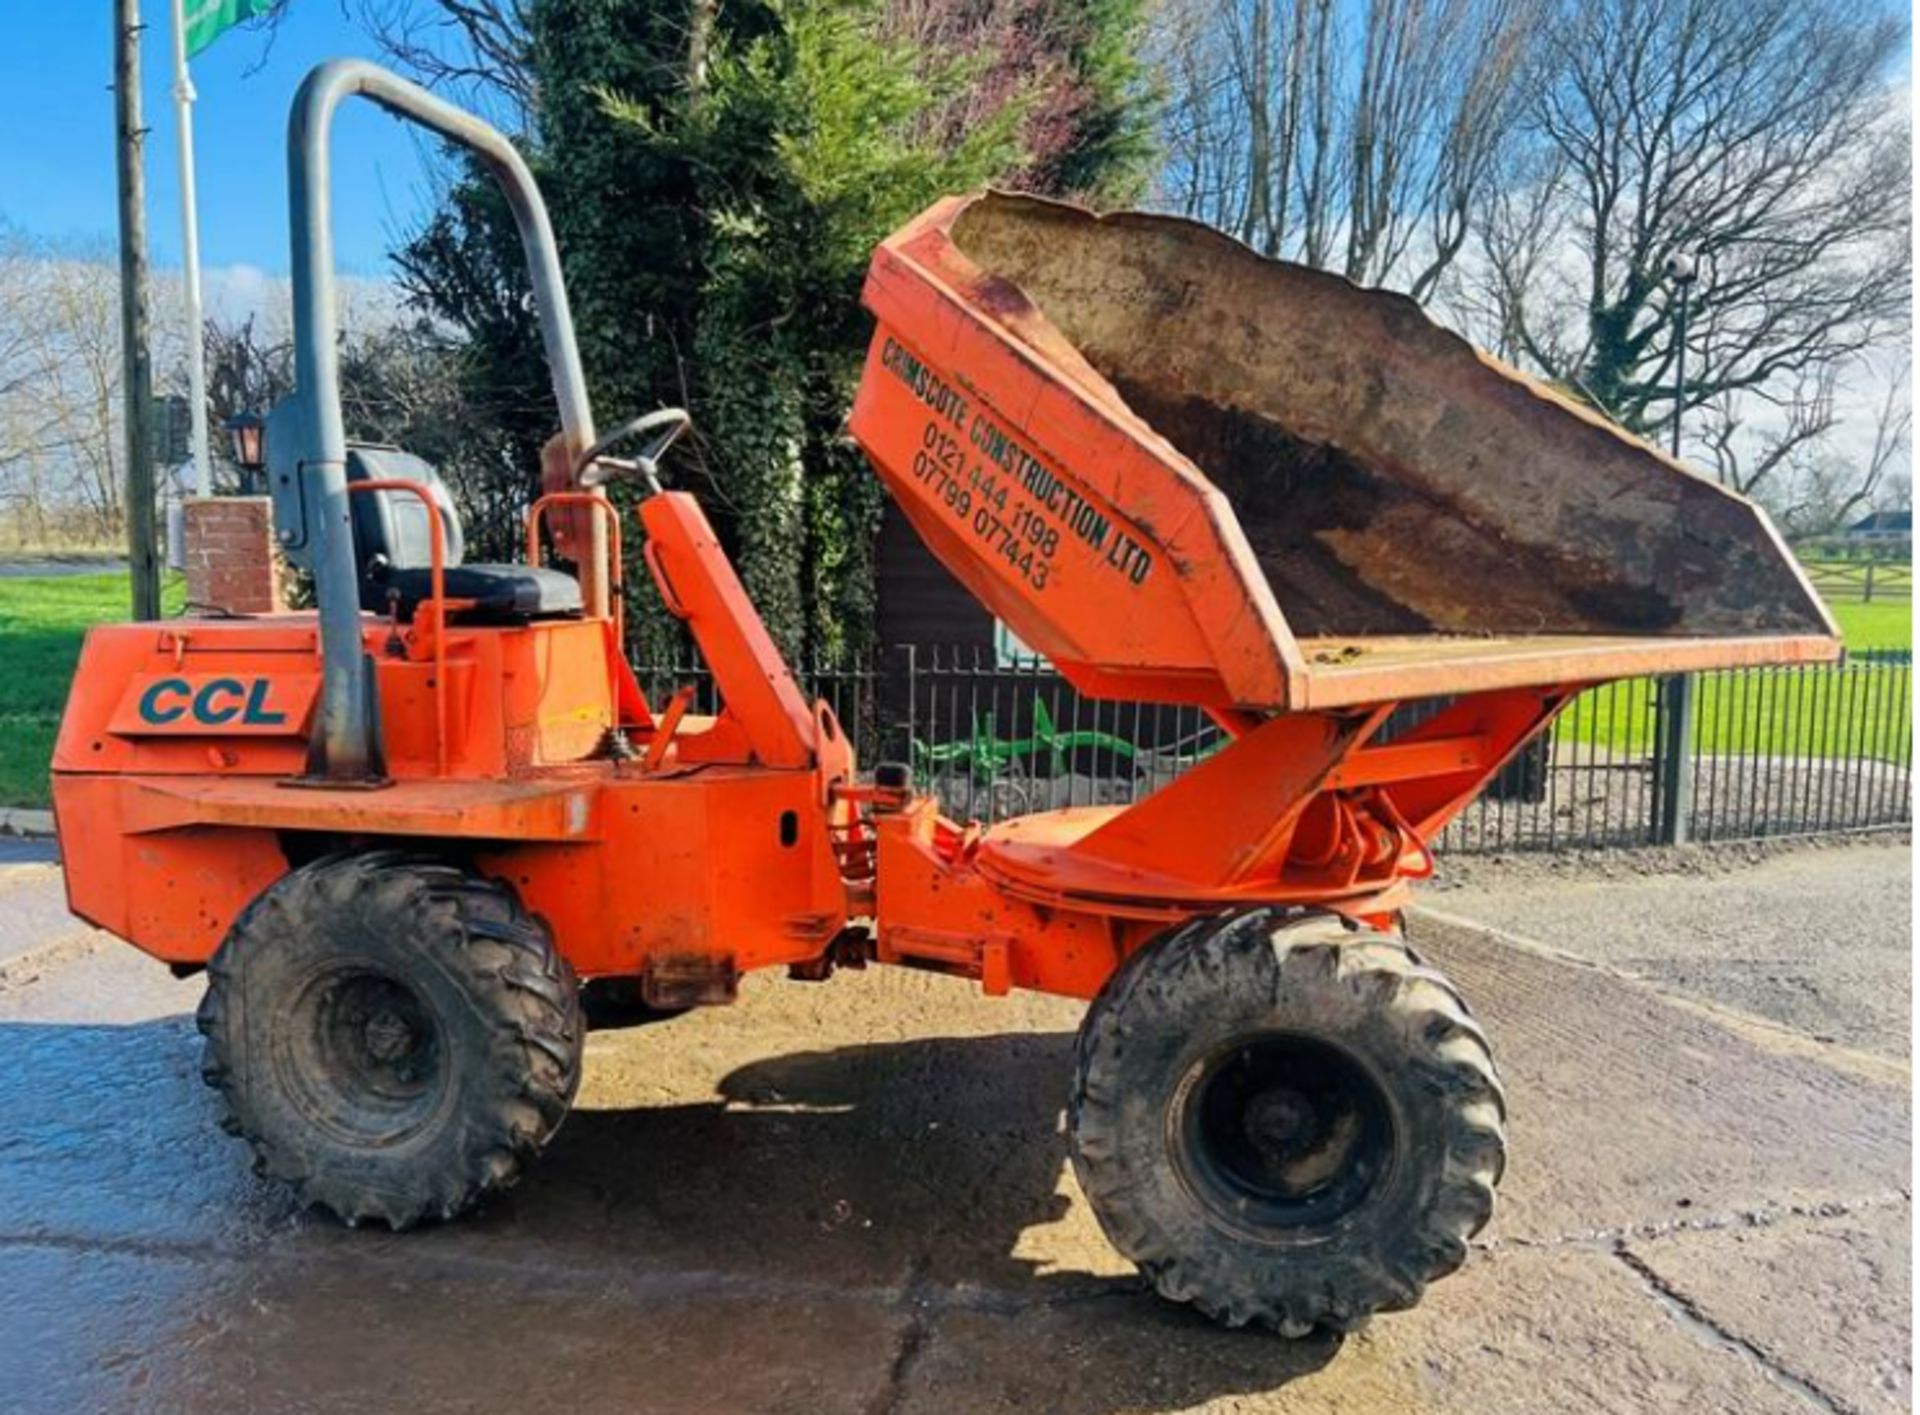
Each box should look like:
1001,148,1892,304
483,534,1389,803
52,61,1838,1337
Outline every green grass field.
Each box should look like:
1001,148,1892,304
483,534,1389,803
1558,659,1909,761
1555,593,1909,760
1830,600,1910,651
0,572,184,807
0,569,1906,808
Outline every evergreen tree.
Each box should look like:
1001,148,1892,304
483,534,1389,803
397,0,1157,661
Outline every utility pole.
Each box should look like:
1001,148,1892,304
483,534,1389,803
115,0,162,621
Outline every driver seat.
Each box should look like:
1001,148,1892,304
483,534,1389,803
347,445,582,623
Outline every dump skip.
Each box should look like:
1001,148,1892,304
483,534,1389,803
854,192,1838,710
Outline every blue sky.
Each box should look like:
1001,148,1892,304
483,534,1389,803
2,5,441,277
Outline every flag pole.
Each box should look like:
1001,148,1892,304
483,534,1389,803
170,0,212,497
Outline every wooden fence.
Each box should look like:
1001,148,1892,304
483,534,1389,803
1800,559,1912,603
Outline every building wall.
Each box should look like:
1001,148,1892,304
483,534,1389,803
874,496,994,651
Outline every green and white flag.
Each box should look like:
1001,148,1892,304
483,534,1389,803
183,0,277,57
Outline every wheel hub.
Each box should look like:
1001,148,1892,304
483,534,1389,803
277,968,449,1147
362,1008,417,1064
1176,1034,1395,1233
1243,1086,1316,1157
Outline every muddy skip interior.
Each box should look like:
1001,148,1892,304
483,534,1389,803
945,194,1830,646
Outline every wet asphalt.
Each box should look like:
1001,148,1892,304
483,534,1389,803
0,842,1908,1413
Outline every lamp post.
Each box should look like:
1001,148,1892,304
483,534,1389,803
1655,249,1699,845
1662,250,1697,457
225,411,267,494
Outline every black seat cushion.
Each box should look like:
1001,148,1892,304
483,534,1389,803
372,564,584,623
345,446,583,624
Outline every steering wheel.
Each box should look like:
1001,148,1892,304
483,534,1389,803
574,407,692,492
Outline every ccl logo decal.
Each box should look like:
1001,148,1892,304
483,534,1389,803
138,677,288,727
108,670,319,738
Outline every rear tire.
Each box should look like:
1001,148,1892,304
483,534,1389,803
1069,909,1505,1334
197,851,584,1229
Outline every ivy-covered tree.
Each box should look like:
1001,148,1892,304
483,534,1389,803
393,178,563,561
565,0,1038,657
386,0,1156,662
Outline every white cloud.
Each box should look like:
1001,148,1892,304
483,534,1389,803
197,262,406,339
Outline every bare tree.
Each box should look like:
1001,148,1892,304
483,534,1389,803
1843,369,1916,527
0,228,66,542
881,0,1089,185
1795,364,1912,535
1698,367,1839,499
0,228,207,543
259,0,536,128
1693,356,1911,537
0,238,135,541
32,257,128,534
349,0,535,126
1476,0,1910,441
0,227,57,475
1153,0,1546,298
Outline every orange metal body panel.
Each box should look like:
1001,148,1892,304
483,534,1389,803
53,611,632,782
53,491,852,980
852,246,1302,712
55,764,845,973
877,686,1564,961
638,493,818,770
55,775,293,964
474,768,847,978
1287,633,1838,708
871,799,1152,999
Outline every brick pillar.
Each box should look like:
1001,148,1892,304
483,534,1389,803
183,496,286,616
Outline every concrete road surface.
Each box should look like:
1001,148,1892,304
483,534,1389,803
0,841,1907,1413
1430,840,1912,1058
0,558,126,578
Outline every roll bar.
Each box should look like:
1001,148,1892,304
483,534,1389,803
278,59,603,781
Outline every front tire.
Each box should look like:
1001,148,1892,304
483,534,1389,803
196,852,585,1228
1069,909,1505,1334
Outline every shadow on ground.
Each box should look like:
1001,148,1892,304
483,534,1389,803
0,1017,1342,1414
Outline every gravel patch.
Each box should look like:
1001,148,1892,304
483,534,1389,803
1426,836,1912,1057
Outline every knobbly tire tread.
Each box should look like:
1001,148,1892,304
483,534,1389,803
196,851,584,1229
1068,908,1505,1335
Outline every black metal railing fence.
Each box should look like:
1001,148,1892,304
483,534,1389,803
632,645,1911,851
